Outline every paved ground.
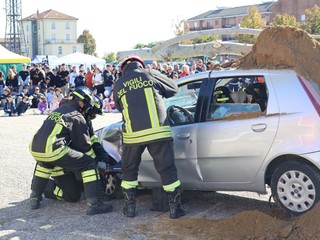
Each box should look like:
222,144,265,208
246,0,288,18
0,110,278,240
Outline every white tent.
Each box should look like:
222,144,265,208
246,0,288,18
51,52,105,69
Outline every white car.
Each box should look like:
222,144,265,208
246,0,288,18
97,69,320,216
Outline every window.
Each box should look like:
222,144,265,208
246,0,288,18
51,22,56,29
208,76,268,121
66,34,70,43
72,45,77,53
58,46,62,55
206,21,211,29
65,22,70,29
215,20,219,26
26,25,29,31
301,15,306,21
38,23,40,30
51,34,56,43
194,22,198,29
38,35,41,42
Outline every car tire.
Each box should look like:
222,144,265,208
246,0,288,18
104,174,123,199
271,160,320,216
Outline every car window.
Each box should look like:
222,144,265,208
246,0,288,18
208,76,268,121
164,80,202,116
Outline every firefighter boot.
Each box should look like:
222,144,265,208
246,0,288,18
167,188,186,219
86,198,113,215
30,191,43,210
43,179,58,200
123,188,136,218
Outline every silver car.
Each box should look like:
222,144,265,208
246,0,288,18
97,69,320,216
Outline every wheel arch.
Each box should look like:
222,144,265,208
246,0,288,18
264,154,319,186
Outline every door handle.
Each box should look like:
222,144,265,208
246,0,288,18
251,123,267,132
177,133,191,139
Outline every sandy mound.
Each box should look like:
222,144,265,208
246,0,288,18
137,203,320,239
239,26,320,84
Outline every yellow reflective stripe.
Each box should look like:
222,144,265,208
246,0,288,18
85,148,96,158
54,186,63,197
217,97,229,102
30,146,69,162
81,169,98,183
51,166,65,177
122,126,172,144
91,135,99,144
144,88,159,128
73,91,84,100
121,96,132,133
46,124,63,154
123,132,173,144
163,180,181,192
34,165,53,179
121,180,139,189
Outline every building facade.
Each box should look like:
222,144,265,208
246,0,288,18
21,9,84,58
186,0,320,41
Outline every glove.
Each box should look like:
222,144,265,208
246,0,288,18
97,161,107,170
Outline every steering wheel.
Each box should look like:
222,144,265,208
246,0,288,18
166,105,194,125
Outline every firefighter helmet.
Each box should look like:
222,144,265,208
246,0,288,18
120,55,145,72
72,86,94,111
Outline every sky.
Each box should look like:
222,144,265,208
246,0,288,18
0,0,269,57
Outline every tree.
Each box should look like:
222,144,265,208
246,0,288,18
304,5,320,34
270,14,298,27
77,30,97,56
237,6,265,44
103,52,117,63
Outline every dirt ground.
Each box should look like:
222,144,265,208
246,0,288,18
140,26,320,240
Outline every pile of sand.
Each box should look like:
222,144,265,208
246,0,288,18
239,26,320,84
138,203,320,239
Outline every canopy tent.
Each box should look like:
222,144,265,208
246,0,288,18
0,45,30,77
31,55,58,65
50,52,105,69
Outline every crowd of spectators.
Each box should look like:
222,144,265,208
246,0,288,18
0,58,216,117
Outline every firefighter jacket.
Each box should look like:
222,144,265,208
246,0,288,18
29,100,95,162
114,61,178,145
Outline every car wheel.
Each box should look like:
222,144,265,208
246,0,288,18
271,160,320,216
104,174,123,199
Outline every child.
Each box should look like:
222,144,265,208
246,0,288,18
50,96,60,111
15,96,30,116
37,96,49,114
3,95,16,116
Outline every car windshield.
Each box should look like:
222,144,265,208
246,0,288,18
164,81,200,109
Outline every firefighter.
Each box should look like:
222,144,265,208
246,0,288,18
43,94,116,204
113,55,186,219
29,86,113,215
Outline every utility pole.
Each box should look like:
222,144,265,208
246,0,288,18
4,0,27,55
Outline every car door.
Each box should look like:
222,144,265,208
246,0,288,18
197,74,279,184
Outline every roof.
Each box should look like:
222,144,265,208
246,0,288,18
188,2,276,20
22,9,78,21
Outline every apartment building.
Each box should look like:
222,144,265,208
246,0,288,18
21,9,84,58
187,0,320,41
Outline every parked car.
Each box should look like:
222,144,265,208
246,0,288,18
96,69,320,216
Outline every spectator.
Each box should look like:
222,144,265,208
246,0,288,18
30,87,43,108
37,96,49,114
85,67,94,89
69,66,78,90
179,64,190,78
74,70,86,87
55,87,64,102
102,64,114,95
49,95,60,111
45,87,56,107
195,59,203,73
57,63,70,96
30,64,45,92
18,64,30,94
0,70,5,96
92,68,104,95
0,87,11,107
5,68,19,93
15,95,30,116
3,95,15,117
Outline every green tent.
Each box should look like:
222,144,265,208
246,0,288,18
0,45,30,77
